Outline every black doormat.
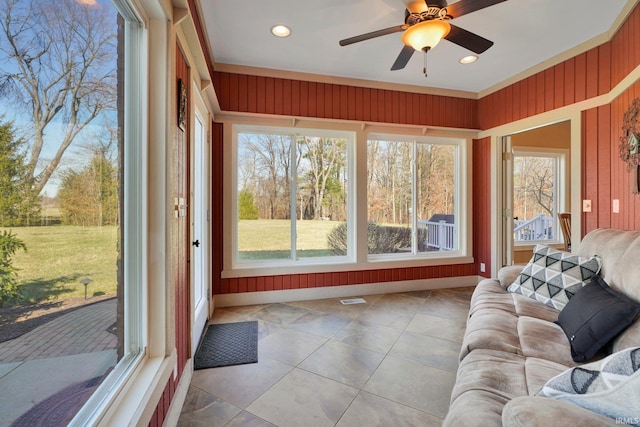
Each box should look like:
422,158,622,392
194,321,259,369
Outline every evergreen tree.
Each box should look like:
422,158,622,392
238,188,259,220
0,119,40,226
58,152,118,226
0,229,26,306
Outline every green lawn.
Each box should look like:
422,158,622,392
2,225,119,304
238,219,341,259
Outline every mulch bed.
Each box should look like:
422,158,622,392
0,295,116,343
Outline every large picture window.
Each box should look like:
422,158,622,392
228,126,469,274
235,126,353,264
0,0,144,424
367,136,460,256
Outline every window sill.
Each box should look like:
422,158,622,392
95,351,176,426
223,255,474,278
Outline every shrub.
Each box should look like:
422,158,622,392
328,222,426,255
0,230,26,306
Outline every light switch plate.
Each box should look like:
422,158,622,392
583,200,592,212
613,199,620,213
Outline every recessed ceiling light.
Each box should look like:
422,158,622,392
459,55,478,64
271,25,291,38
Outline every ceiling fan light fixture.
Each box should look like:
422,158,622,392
271,24,291,38
401,19,451,51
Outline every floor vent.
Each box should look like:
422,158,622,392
340,298,367,305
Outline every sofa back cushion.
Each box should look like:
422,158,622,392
578,229,640,353
577,229,640,302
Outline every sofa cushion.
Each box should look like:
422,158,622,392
444,349,528,427
503,396,619,427
517,316,576,367
507,244,602,310
556,275,640,362
538,347,640,423
524,358,570,396
459,279,522,360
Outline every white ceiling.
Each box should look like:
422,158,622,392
200,0,631,94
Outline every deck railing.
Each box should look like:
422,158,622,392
418,220,455,251
514,214,554,242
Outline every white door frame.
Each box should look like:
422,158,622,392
190,81,210,355
501,135,514,267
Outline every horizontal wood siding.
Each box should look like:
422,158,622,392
213,72,478,129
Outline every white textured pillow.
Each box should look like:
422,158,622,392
538,347,640,424
507,244,601,310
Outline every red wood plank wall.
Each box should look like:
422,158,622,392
148,378,175,427
173,42,191,387
582,79,640,235
210,76,481,296
212,72,478,130
478,4,640,131
473,137,492,278
214,265,477,295
150,43,191,427
212,122,224,297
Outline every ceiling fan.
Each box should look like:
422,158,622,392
339,0,507,76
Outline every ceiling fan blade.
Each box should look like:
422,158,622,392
446,0,507,19
401,0,428,13
339,24,408,46
391,45,415,71
444,24,494,54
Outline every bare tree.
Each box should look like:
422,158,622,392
299,136,345,220
242,134,290,219
513,156,554,218
0,0,117,195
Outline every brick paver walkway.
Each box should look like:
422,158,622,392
0,299,117,363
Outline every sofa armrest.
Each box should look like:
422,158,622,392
502,396,618,427
497,265,524,289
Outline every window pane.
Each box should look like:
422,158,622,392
513,155,556,242
367,140,413,255
0,0,124,423
416,143,456,252
296,136,348,258
237,132,293,260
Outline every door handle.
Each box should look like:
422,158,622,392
192,240,200,247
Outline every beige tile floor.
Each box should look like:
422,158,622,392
178,287,473,427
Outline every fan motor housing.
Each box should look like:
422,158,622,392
405,4,452,25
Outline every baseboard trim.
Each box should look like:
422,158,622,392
214,275,480,307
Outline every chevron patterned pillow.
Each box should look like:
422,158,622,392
538,347,640,423
507,244,602,310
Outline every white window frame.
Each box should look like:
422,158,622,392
232,124,356,269
223,118,473,278
69,0,147,426
512,147,567,247
366,133,466,261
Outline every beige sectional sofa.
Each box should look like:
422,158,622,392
444,228,640,426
